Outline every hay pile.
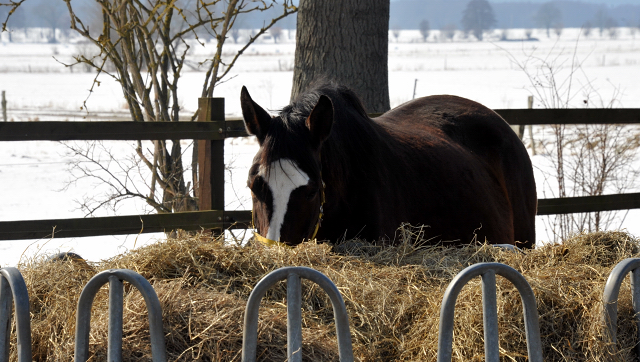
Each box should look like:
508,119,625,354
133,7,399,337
9,227,640,361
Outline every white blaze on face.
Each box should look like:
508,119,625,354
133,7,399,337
259,159,310,241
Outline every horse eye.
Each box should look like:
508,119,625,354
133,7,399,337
248,177,265,199
306,189,318,201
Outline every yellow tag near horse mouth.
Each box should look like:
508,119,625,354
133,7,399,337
253,232,292,248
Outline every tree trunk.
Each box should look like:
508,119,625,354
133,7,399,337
291,0,390,113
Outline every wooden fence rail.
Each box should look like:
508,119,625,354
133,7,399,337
2,108,640,141
0,105,639,241
0,211,252,241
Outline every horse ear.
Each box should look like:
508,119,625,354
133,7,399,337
305,95,334,149
241,86,271,143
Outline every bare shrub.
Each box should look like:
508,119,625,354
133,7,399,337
441,23,457,42
391,25,401,42
583,21,592,38
525,28,533,40
554,22,563,38
419,19,430,42
499,39,640,243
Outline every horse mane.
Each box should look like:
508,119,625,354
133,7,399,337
274,81,389,198
281,81,369,123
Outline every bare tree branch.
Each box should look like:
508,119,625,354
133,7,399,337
0,0,296,217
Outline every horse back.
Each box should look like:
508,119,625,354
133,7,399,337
376,95,537,247
378,95,509,153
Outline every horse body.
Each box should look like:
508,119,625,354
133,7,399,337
242,83,536,248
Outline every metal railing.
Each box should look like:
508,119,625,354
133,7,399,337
0,267,31,362
603,258,640,359
437,262,543,362
74,269,167,362
5,261,640,360
241,266,354,362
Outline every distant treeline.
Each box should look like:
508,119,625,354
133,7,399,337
392,0,640,30
1,0,638,33
237,0,639,31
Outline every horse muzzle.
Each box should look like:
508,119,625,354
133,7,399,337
252,181,325,249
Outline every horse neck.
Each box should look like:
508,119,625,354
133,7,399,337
320,111,390,198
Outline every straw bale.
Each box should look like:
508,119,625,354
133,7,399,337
6,227,640,361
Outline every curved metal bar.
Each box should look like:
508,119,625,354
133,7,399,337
74,269,167,362
602,257,640,355
242,266,354,362
437,262,542,362
0,277,8,362
0,267,31,362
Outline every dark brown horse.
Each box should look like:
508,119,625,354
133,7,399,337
241,82,536,248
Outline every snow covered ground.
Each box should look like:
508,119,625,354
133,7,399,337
1,28,639,266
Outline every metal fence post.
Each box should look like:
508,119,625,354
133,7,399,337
0,267,31,362
481,269,499,362
108,275,124,362
287,273,303,361
437,262,543,362
74,269,167,362
242,266,354,362
602,258,640,358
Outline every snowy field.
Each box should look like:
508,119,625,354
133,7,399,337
1,28,639,266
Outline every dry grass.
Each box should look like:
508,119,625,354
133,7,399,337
7,226,640,361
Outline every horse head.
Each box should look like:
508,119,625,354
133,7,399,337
241,86,334,247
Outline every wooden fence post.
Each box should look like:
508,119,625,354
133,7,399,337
197,98,225,232
527,96,535,155
1,91,6,122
